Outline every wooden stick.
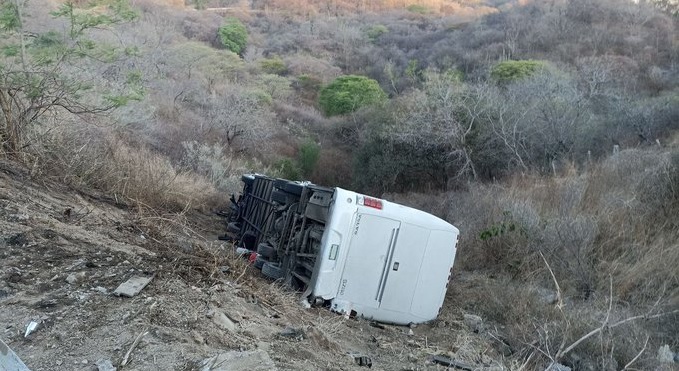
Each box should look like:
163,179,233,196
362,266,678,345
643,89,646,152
539,251,562,309
121,329,149,367
623,336,649,370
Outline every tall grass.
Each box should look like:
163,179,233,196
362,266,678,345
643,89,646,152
26,120,256,213
391,147,679,369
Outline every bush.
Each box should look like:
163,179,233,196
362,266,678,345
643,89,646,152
293,75,323,103
274,158,301,180
217,17,248,55
318,75,387,116
297,139,320,178
259,56,288,75
417,148,679,369
366,24,389,42
272,139,321,180
490,60,547,84
406,4,430,14
33,123,221,212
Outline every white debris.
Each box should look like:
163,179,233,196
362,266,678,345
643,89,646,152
96,359,117,371
24,321,39,338
66,272,86,285
113,276,154,298
93,286,108,294
212,310,237,332
658,345,675,363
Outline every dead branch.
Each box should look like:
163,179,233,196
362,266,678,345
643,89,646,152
121,329,149,368
556,309,679,360
539,251,563,309
623,336,649,370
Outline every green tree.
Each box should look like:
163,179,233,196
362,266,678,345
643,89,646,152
490,60,547,84
0,0,141,156
318,75,387,116
273,139,320,181
275,158,301,181
298,139,320,177
217,18,248,55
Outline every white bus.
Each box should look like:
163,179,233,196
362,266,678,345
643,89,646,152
227,175,459,325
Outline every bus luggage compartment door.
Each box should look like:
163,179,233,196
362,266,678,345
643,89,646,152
336,213,400,309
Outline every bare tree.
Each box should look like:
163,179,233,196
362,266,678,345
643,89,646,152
390,71,484,180
479,71,590,173
0,0,140,157
185,87,276,153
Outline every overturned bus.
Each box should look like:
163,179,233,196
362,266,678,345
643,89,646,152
226,174,459,325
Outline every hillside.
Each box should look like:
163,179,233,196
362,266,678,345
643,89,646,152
0,0,678,369
0,160,506,370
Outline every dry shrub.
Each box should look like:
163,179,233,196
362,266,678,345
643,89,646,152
403,147,678,369
181,141,271,194
274,103,333,130
310,147,353,188
284,54,342,83
449,149,678,303
103,141,220,211
30,121,222,212
447,273,675,370
180,10,223,44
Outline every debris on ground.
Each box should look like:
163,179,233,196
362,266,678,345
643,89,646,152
93,286,108,294
369,322,385,330
349,353,373,368
210,310,238,332
463,314,483,333
24,321,39,338
431,355,473,370
200,350,277,371
120,329,148,368
95,359,116,371
658,345,676,363
279,326,305,340
65,272,86,285
113,276,154,297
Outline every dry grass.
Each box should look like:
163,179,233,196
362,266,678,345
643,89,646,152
26,120,233,213
400,147,679,370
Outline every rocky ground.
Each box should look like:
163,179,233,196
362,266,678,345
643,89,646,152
0,161,507,371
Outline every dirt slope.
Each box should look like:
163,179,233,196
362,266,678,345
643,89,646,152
0,161,502,371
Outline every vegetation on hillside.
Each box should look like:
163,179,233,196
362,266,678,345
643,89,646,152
217,17,248,54
0,0,677,369
318,75,387,116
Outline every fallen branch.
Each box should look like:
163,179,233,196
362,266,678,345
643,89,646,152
623,336,649,370
539,251,569,360
234,261,249,285
121,329,149,368
539,251,563,309
556,309,679,360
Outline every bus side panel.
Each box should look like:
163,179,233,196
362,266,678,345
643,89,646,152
336,213,400,309
410,230,458,320
378,223,430,313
